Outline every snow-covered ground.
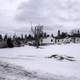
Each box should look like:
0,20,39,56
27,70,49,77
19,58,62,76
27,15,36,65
0,43,80,80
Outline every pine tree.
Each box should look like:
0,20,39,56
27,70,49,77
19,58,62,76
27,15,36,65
7,38,13,48
0,34,2,40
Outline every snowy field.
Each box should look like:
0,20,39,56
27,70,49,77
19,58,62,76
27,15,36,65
0,44,80,80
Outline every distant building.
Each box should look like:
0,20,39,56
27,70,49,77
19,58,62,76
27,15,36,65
43,36,55,45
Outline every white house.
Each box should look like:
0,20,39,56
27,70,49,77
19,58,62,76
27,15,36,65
42,37,55,45
63,37,72,44
75,37,80,43
55,37,72,45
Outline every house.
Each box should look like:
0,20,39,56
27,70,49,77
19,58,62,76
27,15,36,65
71,37,80,43
74,37,80,43
42,37,55,45
55,37,64,45
63,37,72,44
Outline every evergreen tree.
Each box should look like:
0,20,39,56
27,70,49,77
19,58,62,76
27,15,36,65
0,34,2,40
4,34,8,41
58,30,60,36
7,38,13,48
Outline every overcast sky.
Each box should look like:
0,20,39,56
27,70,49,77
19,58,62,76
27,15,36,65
0,0,80,34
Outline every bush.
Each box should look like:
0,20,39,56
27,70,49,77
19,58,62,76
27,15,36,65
7,38,14,48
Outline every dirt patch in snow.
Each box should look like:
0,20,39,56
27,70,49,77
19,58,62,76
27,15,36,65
47,54,76,61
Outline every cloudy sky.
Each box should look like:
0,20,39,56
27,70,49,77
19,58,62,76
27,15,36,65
0,0,80,33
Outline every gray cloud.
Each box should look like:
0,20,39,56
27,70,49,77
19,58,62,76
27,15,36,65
0,0,80,34
16,0,58,25
0,0,28,32
16,0,80,30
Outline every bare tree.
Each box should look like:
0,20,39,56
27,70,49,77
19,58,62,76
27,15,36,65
31,25,43,48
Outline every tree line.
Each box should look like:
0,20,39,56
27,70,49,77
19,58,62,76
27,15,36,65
0,25,80,48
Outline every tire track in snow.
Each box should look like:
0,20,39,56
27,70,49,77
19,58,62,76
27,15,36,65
1,60,79,80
